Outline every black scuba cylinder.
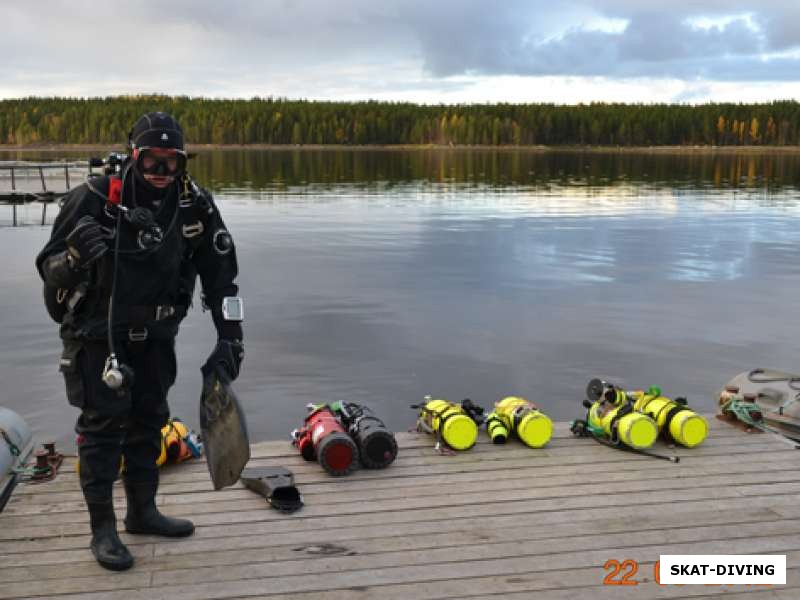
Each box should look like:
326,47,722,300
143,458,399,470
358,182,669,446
330,402,398,469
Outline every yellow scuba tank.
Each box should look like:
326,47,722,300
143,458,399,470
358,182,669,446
416,397,479,451
586,401,658,450
584,381,658,450
631,387,708,448
494,396,553,448
485,411,509,444
75,418,202,474
156,418,201,466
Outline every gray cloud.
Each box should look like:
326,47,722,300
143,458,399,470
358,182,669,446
1,0,799,99
409,3,799,80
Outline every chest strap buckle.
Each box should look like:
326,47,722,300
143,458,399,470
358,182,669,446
128,328,148,342
183,222,204,239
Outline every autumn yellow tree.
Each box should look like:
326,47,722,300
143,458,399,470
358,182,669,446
766,116,777,143
749,117,759,144
716,115,726,144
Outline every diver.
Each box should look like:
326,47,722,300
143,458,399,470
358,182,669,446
36,112,244,571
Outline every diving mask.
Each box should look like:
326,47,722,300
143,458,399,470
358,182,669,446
134,147,187,177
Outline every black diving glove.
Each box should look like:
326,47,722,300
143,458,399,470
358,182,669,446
202,339,244,381
66,215,109,268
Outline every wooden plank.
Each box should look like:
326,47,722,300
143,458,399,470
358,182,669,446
3,484,797,557
19,565,797,600
220,585,799,600
3,459,794,533
1,418,794,600
9,436,789,505
18,419,765,482
4,453,797,533
5,454,797,525
152,533,800,588
0,503,779,569
5,539,798,599
18,425,761,492
768,505,800,519
684,589,798,600
36,427,773,491
3,517,797,584
4,470,800,542
462,580,796,600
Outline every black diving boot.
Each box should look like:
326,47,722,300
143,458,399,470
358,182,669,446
87,501,134,571
123,480,195,537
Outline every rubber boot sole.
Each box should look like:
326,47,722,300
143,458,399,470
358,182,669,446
124,522,195,537
90,543,134,571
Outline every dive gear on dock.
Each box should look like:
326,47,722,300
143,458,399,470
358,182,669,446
292,405,358,476
330,401,398,469
412,397,482,451
630,386,707,447
582,379,659,450
493,396,553,448
240,466,304,513
199,368,250,489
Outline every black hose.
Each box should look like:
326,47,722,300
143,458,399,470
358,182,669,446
105,162,131,365
583,424,680,462
107,201,123,361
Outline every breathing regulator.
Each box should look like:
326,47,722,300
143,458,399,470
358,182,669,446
102,354,136,391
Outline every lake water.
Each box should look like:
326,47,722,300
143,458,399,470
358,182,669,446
2,148,800,445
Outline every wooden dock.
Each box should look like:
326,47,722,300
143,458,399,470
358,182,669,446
1,417,798,599
0,162,83,226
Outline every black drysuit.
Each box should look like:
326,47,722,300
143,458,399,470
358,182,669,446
36,166,240,502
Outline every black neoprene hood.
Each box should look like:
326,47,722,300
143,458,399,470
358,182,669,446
129,112,185,150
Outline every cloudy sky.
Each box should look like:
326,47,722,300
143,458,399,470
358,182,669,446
3,0,800,103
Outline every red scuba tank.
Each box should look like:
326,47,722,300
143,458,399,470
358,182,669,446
292,406,357,476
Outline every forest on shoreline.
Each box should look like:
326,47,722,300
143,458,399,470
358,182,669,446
2,96,800,147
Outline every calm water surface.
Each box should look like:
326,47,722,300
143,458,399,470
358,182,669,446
2,149,800,444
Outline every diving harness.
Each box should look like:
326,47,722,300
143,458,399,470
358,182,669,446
83,157,212,391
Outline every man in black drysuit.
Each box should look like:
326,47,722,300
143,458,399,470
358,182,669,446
36,112,244,571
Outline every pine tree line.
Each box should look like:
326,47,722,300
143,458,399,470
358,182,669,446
1,96,799,146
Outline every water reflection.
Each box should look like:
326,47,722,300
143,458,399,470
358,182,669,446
4,148,800,193
190,150,800,192
3,149,800,443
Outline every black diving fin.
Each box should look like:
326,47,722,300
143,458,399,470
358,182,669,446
240,466,304,513
199,367,250,490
